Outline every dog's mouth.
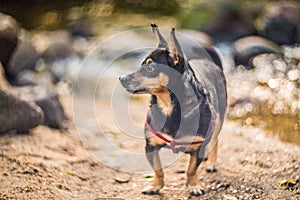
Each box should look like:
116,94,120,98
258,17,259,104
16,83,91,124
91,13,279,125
126,87,148,94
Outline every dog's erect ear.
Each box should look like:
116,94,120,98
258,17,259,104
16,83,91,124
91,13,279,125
151,23,167,48
167,28,184,66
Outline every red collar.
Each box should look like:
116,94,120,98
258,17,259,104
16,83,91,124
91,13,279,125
145,115,216,153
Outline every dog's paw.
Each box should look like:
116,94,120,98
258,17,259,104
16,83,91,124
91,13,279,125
142,185,162,195
188,185,205,196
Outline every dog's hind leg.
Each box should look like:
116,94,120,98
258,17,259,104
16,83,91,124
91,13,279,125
205,141,218,173
142,143,164,195
186,149,205,196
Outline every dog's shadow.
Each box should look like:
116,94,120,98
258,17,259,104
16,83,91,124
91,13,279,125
147,190,202,200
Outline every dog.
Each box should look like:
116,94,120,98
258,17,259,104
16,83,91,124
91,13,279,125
119,24,227,196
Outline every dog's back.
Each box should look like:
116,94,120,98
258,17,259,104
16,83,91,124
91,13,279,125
189,59,227,124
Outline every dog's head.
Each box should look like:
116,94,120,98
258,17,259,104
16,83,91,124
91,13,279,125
119,24,186,95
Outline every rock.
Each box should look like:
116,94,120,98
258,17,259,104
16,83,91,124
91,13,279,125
203,5,256,43
261,2,300,44
0,88,44,133
6,41,39,81
14,70,54,86
11,85,66,129
42,42,76,63
31,30,71,54
0,12,19,69
69,20,94,39
179,30,222,67
42,42,77,82
114,174,131,184
227,97,261,119
222,194,238,200
233,36,283,69
0,64,10,89
181,30,213,47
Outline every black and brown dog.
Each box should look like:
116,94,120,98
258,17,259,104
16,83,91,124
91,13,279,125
119,24,227,196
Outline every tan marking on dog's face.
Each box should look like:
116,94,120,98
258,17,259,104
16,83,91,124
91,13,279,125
157,73,169,86
132,71,143,82
149,73,172,115
150,88,173,116
134,72,169,89
145,58,154,64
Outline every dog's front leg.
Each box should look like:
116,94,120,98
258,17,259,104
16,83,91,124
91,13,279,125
205,140,218,173
142,143,164,194
186,149,205,196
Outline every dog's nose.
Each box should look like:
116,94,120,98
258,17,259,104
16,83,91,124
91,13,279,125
119,76,124,81
119,76,128,85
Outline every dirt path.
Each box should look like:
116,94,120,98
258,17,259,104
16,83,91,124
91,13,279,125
0,95,299,200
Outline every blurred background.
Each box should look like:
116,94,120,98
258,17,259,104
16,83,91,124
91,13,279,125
0,0,298,41
0,0,299,146
0,1,300,198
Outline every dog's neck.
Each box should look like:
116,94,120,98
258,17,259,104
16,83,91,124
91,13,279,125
151,80,202,115
150,88,173,116
149,85,203,136
149,66,209,136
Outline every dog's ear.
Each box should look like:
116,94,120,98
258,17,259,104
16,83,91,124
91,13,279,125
167,28,185,71
151,23,167,48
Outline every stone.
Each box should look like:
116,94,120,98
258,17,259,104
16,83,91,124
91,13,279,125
11,85,66,129
69,20,94,39
42,42,75,63
42,42,77,82
222,194,238,200
6,41,39,81
261,1,300,44
0,88,44,133
0,64,10,88
0,12,19,69
179,30,222,67
14,70,54,86
203,5,256,43
114,174,131,184
233,36,283,69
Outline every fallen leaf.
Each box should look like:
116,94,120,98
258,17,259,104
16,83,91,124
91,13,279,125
66,170,75,176
143,173,154,178
114,174,131,184
278,178,294,185
222,194,238,200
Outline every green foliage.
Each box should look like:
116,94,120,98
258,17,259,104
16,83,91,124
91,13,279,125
278,178,295,185
179,8,214,29
278,178,298,192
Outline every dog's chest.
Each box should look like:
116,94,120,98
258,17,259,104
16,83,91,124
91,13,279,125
148,104,180,138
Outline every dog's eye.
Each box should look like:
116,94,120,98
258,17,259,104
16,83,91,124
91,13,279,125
146,65,155,73
145,58,153,64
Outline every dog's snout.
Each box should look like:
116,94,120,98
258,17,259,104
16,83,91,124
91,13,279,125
119,75,131,87
119,76,127,82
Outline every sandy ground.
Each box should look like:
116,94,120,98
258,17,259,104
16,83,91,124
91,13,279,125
0,94,300,200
